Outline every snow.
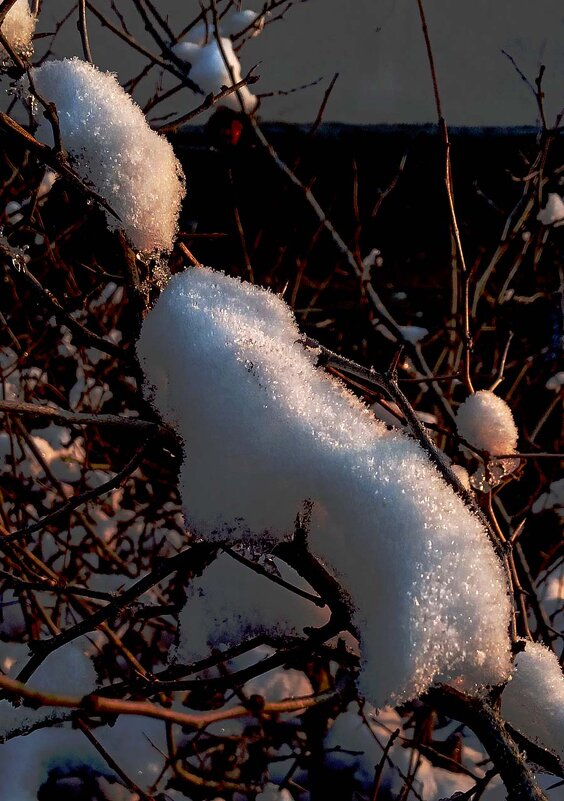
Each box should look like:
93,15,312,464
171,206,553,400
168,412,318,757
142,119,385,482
138,267,511,707
29,58,185,253
181,9,264,45
545,371,564,391
0,714,169,799
501,641,564,761
0,0,35,60
323,701,482,801
537,193,564,227
0,640,97,740
173,36,258,112
455,390,518,455
175,552,329,664
532,478,564,516
0,423,84,483
399,325,429,345
256,783,293,801
222,10,265,38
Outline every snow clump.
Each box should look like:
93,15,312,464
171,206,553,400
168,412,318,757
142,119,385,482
537,193,564,227
455,390,518,456
173,36,257,112
545,371,564,391
138,267,511,706
501,641,564,761
29,58,185,252
0,0,35,61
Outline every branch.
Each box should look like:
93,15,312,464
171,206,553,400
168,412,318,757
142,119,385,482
0,670,339,737
0,399,161,432
77,0,94,63
3,437,153,543
426,686,549,801
156,68,260,133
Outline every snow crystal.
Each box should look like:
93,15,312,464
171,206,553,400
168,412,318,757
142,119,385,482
537,193,564,227
173,36,257,112
138,267,511,706
501,641,564,761
175,552,329,664
0,0,35,60
29,58,185,252
455,390,518,456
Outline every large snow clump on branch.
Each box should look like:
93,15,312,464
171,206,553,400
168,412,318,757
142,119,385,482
137,268,511,706
0,0,35,60
501,641,564,760
30,58,185,252
455,390,518,455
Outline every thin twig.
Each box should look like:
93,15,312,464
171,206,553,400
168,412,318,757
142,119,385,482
77,0,93,62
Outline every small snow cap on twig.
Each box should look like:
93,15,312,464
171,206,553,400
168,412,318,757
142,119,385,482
455,390,520,490
455,390,518,456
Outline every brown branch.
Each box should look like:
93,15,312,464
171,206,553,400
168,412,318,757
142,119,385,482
85,1,203,95
156,69,260,133
0,399,160,432
0,237,126,360
3,437,153,542
0,0,18,26
77,0,93,63
14,543,218,684
0,112,121,222
426,686,550,801
0,669,338,732
414,0,473,393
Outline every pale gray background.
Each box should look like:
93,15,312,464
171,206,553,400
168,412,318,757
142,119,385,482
39,0,563,126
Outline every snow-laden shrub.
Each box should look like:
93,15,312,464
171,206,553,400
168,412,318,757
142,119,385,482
173,36,258,112
501,641,564,760
29,58,185,253
0,0,35,61
137,267,511,707
455,390,518,455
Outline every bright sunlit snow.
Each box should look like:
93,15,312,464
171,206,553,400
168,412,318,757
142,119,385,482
138,267,511,706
